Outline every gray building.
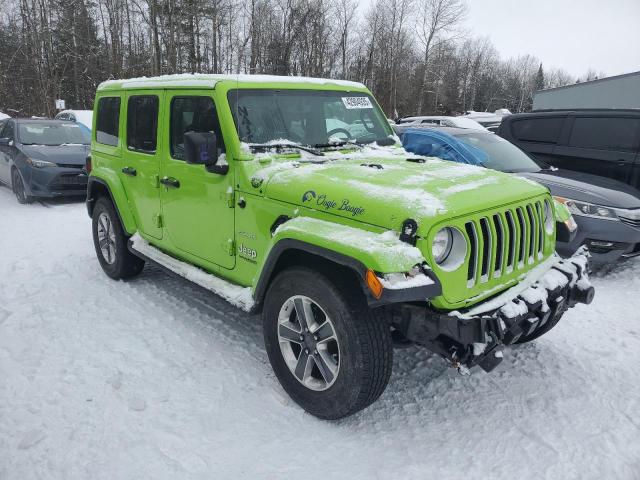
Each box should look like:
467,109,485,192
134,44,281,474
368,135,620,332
533,70,640,110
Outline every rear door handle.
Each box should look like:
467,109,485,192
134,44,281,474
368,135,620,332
121,167,137,176
160,176,180,188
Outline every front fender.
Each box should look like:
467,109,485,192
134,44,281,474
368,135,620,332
253,216,441,308
87,168,137,234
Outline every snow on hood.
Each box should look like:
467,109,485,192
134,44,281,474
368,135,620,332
246,144,548,232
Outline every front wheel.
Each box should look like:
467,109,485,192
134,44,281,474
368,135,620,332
12,168,33,204
263,267,392,419
92,197,144,279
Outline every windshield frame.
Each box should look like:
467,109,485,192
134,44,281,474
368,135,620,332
17,121,90,146
226,88,394,150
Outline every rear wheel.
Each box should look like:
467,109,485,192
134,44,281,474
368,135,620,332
263,267,392,419
92,197,144,279
12,168,33,204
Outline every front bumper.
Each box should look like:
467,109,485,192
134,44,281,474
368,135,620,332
392,248,594,372
556,215,640,264
20,164,88,198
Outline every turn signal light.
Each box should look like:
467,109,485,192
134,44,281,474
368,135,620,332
365,269,384,299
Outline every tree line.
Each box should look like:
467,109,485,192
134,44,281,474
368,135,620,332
0,0,597,118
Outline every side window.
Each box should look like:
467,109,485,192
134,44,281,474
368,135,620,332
170,96,225,160
2,121,15,140
511,117,564,144
569,117,640,152
127,96,159,153
0,121,6,136
96,97,121,146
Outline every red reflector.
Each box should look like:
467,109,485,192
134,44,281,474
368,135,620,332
85,156,92,174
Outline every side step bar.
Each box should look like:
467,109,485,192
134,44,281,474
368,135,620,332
128,233,255,312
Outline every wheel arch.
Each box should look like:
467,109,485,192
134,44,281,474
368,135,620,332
87,176,137,235
253,240,371,312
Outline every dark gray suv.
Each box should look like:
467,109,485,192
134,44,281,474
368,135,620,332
0,118,90,203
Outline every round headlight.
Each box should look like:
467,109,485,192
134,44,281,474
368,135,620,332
432,228,453,263
543,200,554,234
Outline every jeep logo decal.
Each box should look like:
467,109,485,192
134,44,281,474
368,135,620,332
302,190,316,202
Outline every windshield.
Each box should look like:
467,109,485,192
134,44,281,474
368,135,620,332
18,122,90,146
453,131,541,173
228,89,393,148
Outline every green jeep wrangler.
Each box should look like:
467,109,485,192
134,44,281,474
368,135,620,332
86,74,594,419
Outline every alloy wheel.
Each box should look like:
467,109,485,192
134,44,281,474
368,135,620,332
97,212,117,265
277,295,340,391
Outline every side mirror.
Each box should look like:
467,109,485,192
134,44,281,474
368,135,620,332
184,131,228,174
0,138,11,146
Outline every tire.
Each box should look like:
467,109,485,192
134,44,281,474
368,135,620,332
12,168,34,204
263,266,392,419
92,196,144,280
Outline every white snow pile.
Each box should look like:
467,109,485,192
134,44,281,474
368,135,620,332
0,111,9,120
1,188,639,480
130,233,254,312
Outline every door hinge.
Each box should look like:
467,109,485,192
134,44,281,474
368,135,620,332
154,213,163,228
226,188,235,208
228,239,236,256
153,174,160,188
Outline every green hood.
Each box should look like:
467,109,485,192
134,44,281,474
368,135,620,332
257,153,548,235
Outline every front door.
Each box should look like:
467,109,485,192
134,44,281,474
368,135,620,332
120,92,163,239
160,91,235,270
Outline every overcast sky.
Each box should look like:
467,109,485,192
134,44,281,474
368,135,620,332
359,0,640,78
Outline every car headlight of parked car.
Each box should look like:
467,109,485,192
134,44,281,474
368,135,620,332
553,196,618,221
25,158,57,168
432,227,467,271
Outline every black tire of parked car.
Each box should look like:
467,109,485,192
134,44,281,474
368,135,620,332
12,168,33,204
263,266,393,420
92,197,145,279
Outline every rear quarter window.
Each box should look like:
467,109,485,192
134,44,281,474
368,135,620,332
568,117,640,152
96,97,121,146
511,117,564,144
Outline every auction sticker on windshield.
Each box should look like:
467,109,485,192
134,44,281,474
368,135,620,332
342,97,373,109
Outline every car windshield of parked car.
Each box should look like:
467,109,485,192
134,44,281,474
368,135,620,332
228,89,394,148
18,122,90,146
454,131,542,173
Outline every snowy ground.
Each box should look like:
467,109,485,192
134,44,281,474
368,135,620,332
1,186,639,480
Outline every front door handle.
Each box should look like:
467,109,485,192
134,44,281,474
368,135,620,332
121,166,137,176
160,176,180,188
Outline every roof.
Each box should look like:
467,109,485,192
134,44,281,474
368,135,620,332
97,73,366,91
505,109,640,120
536,70,640,94
57,109,93,128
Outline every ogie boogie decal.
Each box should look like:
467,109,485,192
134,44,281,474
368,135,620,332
301,190,365,217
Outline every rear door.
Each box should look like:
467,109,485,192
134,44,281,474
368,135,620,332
120,92,163,239
553,115,640,185
159,90,235,269
506,116,565,166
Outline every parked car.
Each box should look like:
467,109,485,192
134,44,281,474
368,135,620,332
401,127,640,263
0,118,90,203
396,115,487,131
55,109,93,134
461,110,509,132
498,110,640,191
87,74,593,419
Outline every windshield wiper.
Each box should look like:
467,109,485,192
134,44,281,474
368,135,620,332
313,140,363,150
249,143,324,156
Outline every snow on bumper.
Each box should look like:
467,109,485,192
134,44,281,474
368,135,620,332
396,248,594,372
